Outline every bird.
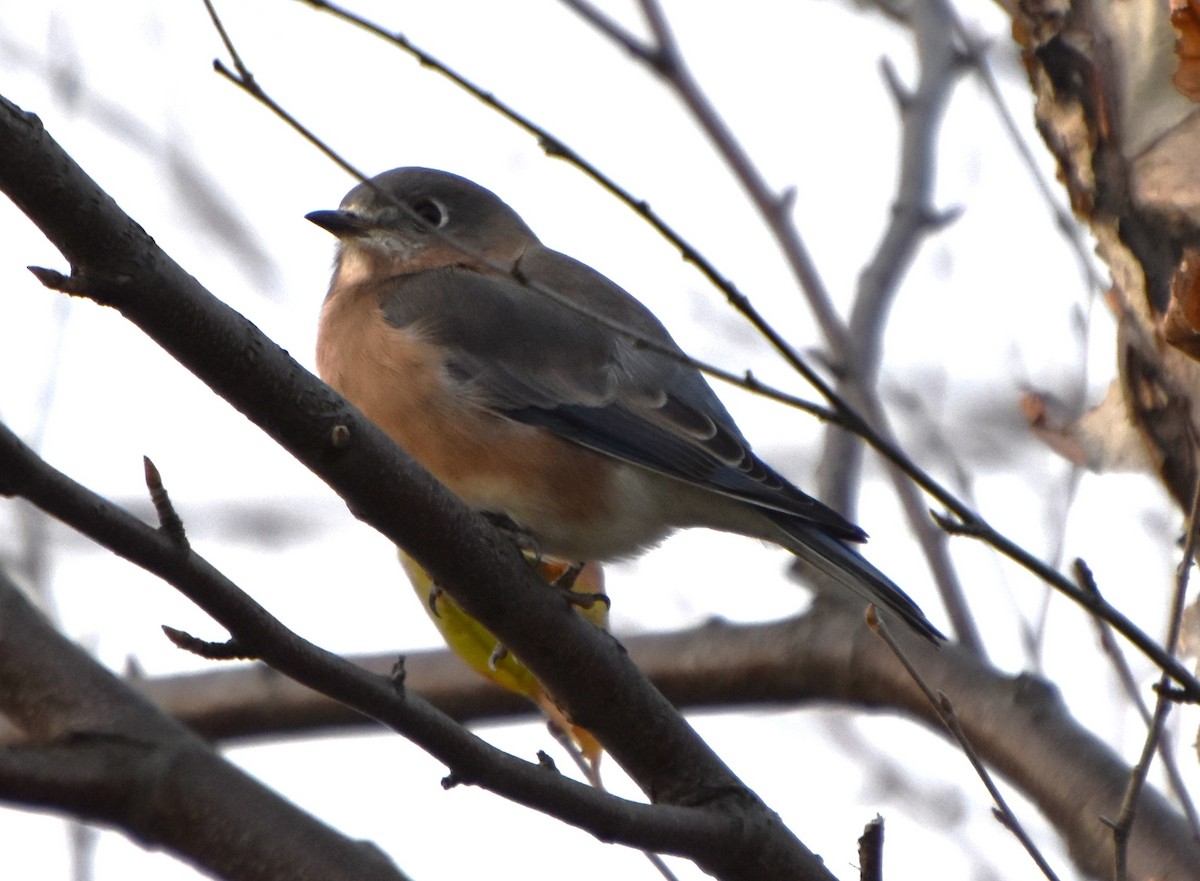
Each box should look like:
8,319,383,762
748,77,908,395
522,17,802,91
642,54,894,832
307,167,943,642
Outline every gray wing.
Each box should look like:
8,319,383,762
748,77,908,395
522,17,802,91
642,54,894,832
378,245,865,542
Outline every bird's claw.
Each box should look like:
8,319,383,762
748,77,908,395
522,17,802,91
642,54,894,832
551,561,583,591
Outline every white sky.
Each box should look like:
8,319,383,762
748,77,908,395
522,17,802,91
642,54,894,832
0,2,1192,880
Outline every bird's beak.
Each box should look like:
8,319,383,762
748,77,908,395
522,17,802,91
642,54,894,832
305,209,373,236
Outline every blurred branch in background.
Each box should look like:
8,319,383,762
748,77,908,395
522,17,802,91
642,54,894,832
0,22,280,293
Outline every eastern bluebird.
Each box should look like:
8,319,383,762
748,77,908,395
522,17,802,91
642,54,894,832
308,167,943,642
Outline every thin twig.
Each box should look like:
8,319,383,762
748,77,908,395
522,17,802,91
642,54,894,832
871,610,1062,881
1073,560,1200,838
556,0,655,63
857,816,884,881
1107,468,1200,879
546,725,682,881
932,503,1200,698
949,17,1106,296
203,0,372,182
820,0,981,654
634,0,850,359
825,0,965,507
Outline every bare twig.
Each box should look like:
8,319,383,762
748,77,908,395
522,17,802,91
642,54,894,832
1074,560,1200,839
635,0,850,357
554,0,656,63
872,609,1062,881
1107,470,1200,879
820,0,982,654
824,0,965,509
924,507,1199,697
949,17,1106,296
857,815,884,881
203,0,371,182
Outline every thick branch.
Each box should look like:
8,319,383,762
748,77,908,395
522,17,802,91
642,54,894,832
0,570,411,881
55,604,1200,881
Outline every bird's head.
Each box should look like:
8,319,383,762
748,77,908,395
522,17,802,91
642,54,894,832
307,167,538,283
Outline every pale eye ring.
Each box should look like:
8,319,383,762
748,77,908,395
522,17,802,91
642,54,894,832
410,197,447,229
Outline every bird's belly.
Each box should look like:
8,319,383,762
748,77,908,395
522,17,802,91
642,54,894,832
318,304,672,561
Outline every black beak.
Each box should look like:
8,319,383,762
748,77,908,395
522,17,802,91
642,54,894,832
305,209,372,236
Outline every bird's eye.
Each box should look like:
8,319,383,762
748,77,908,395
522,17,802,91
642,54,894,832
410,198,446,229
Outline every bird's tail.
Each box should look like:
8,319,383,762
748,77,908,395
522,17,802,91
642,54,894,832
769,517,944,643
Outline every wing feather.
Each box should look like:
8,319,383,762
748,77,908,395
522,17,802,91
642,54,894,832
378,249,864,542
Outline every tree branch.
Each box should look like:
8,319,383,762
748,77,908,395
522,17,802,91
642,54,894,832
7,590,1197,881
818,0,982,654
0,568,412,881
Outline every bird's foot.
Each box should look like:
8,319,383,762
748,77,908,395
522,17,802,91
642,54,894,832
477,514,609,610
554,562,610,610
551,561,584,591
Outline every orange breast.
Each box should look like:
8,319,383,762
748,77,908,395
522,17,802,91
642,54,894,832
316,280,622,557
